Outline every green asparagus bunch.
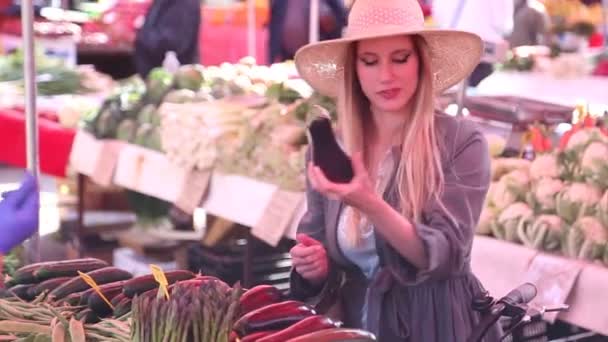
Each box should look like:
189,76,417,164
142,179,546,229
131,279,242,342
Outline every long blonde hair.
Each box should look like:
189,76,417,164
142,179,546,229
338,35,446,246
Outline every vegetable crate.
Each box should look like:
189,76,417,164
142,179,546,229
186,234,294,290
500,317,548,342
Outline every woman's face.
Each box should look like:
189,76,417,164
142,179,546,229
356,35,420,114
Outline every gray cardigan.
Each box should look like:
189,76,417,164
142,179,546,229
290,114,502,341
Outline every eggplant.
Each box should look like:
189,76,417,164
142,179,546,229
307,107,354,183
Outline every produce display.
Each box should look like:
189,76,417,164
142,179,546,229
0,50,111,97
0,259,376,341
82,58,336,192
478,121,608,265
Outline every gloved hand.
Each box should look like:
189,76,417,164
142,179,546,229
0,172,39,254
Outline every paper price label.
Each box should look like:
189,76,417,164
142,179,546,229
78,271,114,310
150,264,170,300
253,190,304,246
524,253,582,323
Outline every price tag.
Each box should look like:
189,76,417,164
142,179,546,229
524,253,582,323
150,264,170,300
91,140,123,186
175,169,211,215
78,271,114,310
252,190,304,246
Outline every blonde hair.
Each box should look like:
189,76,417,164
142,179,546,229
338,35,446,246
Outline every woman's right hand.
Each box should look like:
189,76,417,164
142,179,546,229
290,234,329,287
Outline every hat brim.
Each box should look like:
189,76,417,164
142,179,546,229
294,29,483,98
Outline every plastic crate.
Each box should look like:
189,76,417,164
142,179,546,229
500,317,548,342
186,235,294,289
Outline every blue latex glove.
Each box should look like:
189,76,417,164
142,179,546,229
0,172,39,254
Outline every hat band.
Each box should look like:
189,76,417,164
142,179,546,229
344,24,425,40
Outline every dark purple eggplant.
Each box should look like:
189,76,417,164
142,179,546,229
308,112,353,183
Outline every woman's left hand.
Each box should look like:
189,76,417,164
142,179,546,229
308,152,379,212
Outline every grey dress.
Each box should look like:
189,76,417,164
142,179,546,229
290,114,503,341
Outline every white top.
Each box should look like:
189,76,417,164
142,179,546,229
432,0,514,44
337,149,397,279
336,148,397,329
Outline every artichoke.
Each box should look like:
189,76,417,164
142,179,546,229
556,182,603,224
529,153,560,181
491,202,534,243
518,215,565,251
526,178,564,213
598,190,608,228
580,141,608,190
562,216,607,261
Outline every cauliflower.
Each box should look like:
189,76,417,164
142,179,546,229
500,169,531,199
485,133,507,158
556,182,603,223
581,141,608,189
491,202,534,242
598,190,608,228
489,179,518,211
529,153,560,180
477,207,497,235
563,216,608,261
518,215,564,251
491,158,531,182
566,127,608,151
527,178,564,213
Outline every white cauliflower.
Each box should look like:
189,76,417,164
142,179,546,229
491,202,534,242
580,141,608,189
582,142,608,172
563,216,608,260
527,178,564,213
500,169,531,200
556,182,603,223
566,127,608,151
598,190,608,228
491,158,531,182
490,179,518,211
477,207,497,235
529,153,560,180
518,215,564,251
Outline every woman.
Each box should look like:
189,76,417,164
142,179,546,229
289,0,500,340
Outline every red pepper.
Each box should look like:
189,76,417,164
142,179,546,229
529,125,552,153
559,127,578,150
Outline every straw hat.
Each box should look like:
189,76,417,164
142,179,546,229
295,0,484,97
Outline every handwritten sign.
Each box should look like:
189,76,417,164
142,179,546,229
524,253,582,323
252,190,304,246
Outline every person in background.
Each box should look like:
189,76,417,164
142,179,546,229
509,0,551,47
268,0,347,64
134,0,201,78
0,173,39,264
433,0,514,86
